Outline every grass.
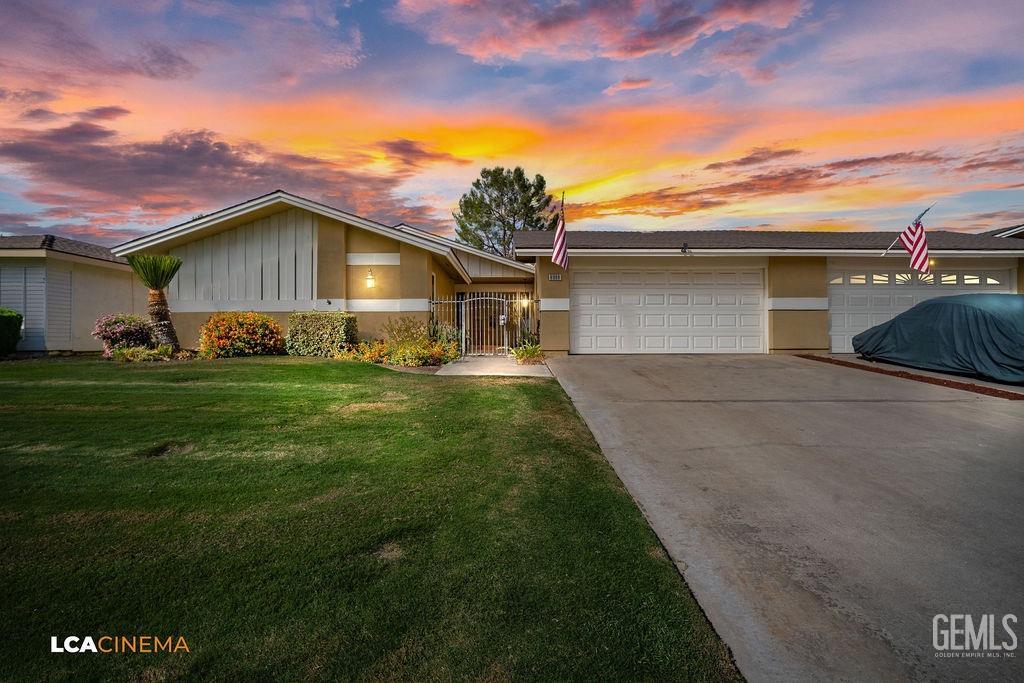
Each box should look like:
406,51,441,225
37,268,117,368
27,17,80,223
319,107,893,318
0,357,739,681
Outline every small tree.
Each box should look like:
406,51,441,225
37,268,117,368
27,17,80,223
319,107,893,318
126,254,182,351
454,166,558,258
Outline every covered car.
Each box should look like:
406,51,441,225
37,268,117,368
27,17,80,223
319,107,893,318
852,293,1024,383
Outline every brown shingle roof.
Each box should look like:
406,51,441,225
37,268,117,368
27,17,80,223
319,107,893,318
0,234,126,264
514,229,1023,251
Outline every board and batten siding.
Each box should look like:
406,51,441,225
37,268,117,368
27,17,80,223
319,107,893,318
168,209,317,312
456,250,530,280
45,262,73,349
0,260,48,350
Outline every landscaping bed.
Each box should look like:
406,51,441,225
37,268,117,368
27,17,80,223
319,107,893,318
0,357,738,681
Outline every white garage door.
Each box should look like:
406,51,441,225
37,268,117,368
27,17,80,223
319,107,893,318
828,267,1014,352
571,268,765,353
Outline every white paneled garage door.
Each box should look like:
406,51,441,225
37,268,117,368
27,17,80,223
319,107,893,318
828,267,1015,352
570,268,765,353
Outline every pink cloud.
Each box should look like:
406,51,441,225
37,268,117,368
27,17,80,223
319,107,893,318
391,0,808,63
603,77,655,95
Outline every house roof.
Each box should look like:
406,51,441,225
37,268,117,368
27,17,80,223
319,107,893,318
113,190,532,281
0,234,126,264
514,229,1024,256
982,223,1024,238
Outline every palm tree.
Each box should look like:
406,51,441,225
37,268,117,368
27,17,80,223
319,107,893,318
126,254,183,351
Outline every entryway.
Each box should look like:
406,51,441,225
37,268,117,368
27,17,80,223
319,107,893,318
431,292,536,356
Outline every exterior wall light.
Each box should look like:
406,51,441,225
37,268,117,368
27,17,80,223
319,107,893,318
365,268,376,289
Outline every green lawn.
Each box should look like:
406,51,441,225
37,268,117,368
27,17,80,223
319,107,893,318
0,357,738,681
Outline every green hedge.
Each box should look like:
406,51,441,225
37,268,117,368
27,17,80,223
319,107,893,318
0,308,23,356
285,312,359,357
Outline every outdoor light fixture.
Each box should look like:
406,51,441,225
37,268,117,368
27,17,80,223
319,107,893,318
520,297,530,309
365,268,376,289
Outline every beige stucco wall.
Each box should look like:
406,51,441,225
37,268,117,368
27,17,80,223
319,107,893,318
535,258,569,352
767,256,829,352
1018,258,1023,292
317,216,346,300
61,257,148,352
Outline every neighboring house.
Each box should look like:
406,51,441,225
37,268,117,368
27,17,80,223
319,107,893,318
984,223,1024,239
514,230,1024,354
0,235,147,352
112,190,534,348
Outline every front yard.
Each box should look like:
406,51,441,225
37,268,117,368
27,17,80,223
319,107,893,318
0,358,738,681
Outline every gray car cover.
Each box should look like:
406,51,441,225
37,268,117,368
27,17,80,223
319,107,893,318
852,293,1024,383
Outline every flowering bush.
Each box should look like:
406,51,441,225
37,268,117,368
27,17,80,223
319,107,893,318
112,344,174,362
338,339,459,367
198,312,285,359
92,313,154,358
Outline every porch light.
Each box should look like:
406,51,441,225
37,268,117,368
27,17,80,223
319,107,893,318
365,268,376,289
519,297,530,309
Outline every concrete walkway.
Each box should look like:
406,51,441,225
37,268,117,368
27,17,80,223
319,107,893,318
549,354,1024,682
436,355,551,377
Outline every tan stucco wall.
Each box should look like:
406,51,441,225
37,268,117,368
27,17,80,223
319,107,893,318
1018,258,1023,292
768,311,829,352
431,257,456,299
66,259,148,352
767,257,829,352
356,311,431,340
767,256,827,298
316,216,346,299
399,243,431,299
535,258,569,351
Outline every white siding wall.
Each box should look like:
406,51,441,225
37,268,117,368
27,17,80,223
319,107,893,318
456,250,531,280
168,208,316,311
0,260,47,350
45,262,72,350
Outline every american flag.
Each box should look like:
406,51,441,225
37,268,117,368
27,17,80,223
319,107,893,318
897,212,931,273
551,196,568,269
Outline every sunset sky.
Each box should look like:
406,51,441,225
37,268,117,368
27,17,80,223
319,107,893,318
1,0,1022,244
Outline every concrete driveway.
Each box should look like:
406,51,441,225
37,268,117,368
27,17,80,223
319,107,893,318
548,354,1024,681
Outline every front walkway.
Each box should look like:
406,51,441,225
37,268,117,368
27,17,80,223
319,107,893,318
436,355,551,377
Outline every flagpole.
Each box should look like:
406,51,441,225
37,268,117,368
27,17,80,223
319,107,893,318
881,203,935,257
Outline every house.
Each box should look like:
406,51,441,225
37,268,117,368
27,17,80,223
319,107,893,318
514,229,1024,354
112,190,534,348
0,234,147,351
985,223,1024,239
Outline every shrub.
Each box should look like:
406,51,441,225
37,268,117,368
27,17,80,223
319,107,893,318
0,307,22,356
381,316,429,345
112,344,174,363
511,342,545,365
338,339,460,367
92,313,155,358
198,312,285,359
428,318,460,345
285,312,358,357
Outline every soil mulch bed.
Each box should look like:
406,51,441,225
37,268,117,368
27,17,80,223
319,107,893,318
796,354,1024,401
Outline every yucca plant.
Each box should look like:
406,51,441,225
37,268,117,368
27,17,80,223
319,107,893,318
126,254,183,351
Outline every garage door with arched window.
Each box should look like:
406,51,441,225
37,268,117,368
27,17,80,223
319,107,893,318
827,265,1015,352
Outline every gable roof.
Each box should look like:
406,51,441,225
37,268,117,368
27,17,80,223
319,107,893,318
514,229,1024,257
0,234,126,264
392,222,533,273
113,190,533,281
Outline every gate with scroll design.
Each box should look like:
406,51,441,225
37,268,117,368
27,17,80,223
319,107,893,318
430,292,537,356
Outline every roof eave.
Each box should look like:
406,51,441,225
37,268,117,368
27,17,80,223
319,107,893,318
515,247,1024,257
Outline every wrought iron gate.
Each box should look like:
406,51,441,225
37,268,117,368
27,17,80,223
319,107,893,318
430,292,537,356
